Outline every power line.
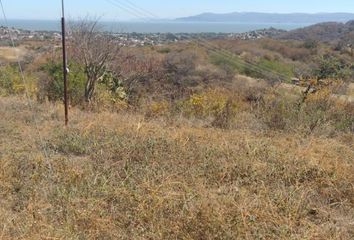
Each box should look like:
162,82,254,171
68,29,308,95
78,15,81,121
197,40,290,81
104,0,147,20
107,0,291,81
104,0,291,82
0,0,53,173
123,0,159,19
112,0,288,79
114,0,154,21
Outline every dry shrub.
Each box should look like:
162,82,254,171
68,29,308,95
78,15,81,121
144,99,170,118
261,38,313,61
302,95,354,134
87,86,129,112
256,90,299,130
256,85,354,135
211,99,234,129
142,88,241,128
181,88,238,119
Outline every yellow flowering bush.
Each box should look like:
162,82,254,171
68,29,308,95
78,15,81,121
183,88,238,118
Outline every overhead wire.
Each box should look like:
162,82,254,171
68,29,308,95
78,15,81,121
0,0,53,173
112,0,155,21
123,0,159,19
107,0,291,82
0,0,290,178
104,0,148,21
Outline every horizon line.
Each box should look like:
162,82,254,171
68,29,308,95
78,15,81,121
2,12,354,22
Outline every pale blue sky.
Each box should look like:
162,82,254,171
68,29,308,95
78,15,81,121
1,0,354,20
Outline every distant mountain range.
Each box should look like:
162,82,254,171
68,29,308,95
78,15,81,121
176,12,354,24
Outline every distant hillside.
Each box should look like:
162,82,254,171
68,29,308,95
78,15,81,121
176,12,354,24
278,20,354,43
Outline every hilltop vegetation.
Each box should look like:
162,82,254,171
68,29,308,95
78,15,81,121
278,20,354,44
0,20,353,239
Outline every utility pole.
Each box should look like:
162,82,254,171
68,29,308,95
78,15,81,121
61,0,68,126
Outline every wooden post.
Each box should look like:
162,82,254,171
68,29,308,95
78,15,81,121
61,0,68,126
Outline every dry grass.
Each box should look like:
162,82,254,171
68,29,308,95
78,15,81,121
0,47,28,62
0,96,353,239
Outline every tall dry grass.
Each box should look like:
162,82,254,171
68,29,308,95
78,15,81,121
0,96,353,239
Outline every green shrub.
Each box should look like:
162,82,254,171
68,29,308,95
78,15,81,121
314,55,352,80
38,60,129,110
39,61,86,105
0,64,37,96
303,39,318,49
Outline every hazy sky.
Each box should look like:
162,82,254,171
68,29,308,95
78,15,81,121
1,0,354,20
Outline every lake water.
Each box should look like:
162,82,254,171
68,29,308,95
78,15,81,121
0,19,307,33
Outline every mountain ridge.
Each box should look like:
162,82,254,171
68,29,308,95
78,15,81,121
176,12,354,24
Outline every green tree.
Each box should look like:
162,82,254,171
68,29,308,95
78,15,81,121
40,61,86,105
69,19,121,102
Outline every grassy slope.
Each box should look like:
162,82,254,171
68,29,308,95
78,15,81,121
0,96,353,239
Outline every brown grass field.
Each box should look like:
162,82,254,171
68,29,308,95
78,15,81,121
0,46,28,62
0,96,353,239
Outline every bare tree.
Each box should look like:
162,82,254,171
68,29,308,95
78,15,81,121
69,19,120,102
